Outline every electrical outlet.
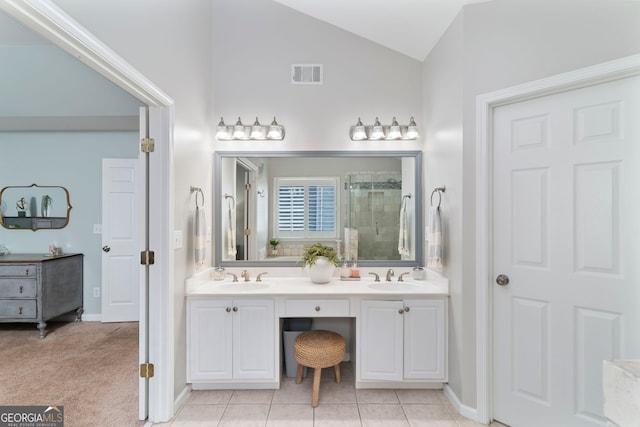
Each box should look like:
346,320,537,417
174,230,183,249
93,287,100,298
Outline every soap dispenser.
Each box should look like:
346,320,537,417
214,266,226,281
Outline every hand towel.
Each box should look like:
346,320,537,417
227,202,237,258
398,197,410,256
427,206,443,269
194,206,207,270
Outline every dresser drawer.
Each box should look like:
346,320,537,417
284,299,350,317
0,279,37,298
0,300,37,319
0,264,37,278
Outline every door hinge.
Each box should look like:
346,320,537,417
244,229,251,236
141,137,155,153
140,363,154,378
245,183,251,190
140,250,155,266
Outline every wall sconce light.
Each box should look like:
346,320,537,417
349,116,420,141
216,116,285,140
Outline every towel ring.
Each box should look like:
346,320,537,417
224,193,235,208
430,186,446,208
190,186,205,208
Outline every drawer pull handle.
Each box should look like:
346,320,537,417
25,268,30,276
19,285,24,294
315,306,321,312
19,307,23,315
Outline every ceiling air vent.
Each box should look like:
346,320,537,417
291,64,323,85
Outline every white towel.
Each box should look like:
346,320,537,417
227,202,237,258
398,198,410,256
427,206,443,269
194,206,207,270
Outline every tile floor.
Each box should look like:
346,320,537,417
153,363,508,427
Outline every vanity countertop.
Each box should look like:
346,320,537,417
186,269,449,297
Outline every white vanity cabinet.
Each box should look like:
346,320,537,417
187,298,275,386
359,298,447,382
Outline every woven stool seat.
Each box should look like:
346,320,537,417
294,330,346,407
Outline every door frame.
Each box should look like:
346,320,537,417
0,0,176,423
475,53,640,424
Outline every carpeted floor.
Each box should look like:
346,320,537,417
0,320,145,427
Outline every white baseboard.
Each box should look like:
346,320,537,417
82,314,101,322
443,384,484,424
174,384,191,414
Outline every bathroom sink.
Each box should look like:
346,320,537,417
213,283,269,292
368,282,423,292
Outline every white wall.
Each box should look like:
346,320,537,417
423,0,640,411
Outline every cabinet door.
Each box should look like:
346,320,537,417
360,300,404,381
187,299,233,381
232,299,275,380
404,298,446,380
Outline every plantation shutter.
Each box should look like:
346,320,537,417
277,185,305,231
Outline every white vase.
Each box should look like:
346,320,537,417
308,256,335,284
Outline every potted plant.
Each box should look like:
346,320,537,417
269,238,280,256
299,242,339,284
41,195,53,218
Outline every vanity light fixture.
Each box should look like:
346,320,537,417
216,116,285,140
349,116,420,141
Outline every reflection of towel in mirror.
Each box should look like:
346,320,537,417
227,203,237,257
398,198,410,256
427,206,443,269
195,206,207,269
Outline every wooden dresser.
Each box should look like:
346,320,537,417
0,253,84,338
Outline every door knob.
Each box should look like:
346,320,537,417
102,245,111,253
496,274,510,286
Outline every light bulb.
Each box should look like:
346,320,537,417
350,118,367,141
387,117,401,139
369,117,384,140
233,117,245,139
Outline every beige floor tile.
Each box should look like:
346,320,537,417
186,389,233,405
170,404,226,426
218,404,270,427
356,388,399,403
358,403,409,427
317,379,357,404
266,404,313,427
272,377,314,404
229,389,275,404
402,404,457,427
395,389,447,404
314,403,361,427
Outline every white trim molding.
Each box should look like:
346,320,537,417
475,53,640,424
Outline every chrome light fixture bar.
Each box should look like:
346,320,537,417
349,116,419,141
216,116,285,140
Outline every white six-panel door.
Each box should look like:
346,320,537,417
492,75,640,426
101,158,140,322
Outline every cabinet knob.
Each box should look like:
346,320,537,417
18,285,24,294
315,306,321,312
404,306,410,312
226,307,231,312
398,309,405,314
233,306,238,312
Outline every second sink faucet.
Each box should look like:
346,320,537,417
241,270,250,282
386,269,394,281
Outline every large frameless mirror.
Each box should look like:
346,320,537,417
214,151,422,267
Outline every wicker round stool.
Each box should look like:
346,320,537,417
294,330,346,407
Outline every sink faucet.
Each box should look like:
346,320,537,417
227,272,238,282
385,269,394,281
369,272,380,282
398,272,411,282
256,272,268,282
241,270,250,282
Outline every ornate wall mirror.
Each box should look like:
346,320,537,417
214,151,422,267
0,184,72,230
